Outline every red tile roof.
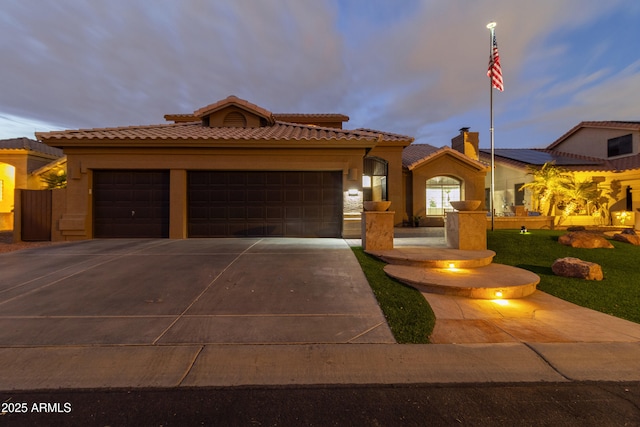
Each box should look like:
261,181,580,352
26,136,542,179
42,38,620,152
402,143,441,168
36,120,412,146
193,95,275,124
402,144,487,170
36,95,412,148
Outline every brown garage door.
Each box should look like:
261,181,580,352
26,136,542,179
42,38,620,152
188,171,342,237
93,170,170,238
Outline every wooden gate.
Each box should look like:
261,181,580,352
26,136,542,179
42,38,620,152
21,190,52,241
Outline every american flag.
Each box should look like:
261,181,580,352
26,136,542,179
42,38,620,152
487,31,504,91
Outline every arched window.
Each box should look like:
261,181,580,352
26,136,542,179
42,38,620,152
426,176,462,216
363,157,388,201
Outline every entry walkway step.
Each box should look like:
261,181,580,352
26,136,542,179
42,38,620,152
384,263,540,299
367,248,495,268
367,246,539,299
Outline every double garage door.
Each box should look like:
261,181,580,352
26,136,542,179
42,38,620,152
93,170,342,238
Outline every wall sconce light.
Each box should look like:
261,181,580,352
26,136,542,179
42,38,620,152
348,188,359,196
347,168,358,181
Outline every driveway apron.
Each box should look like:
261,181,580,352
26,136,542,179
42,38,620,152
0,238,394,346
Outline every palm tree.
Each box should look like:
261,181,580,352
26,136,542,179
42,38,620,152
558,177,598,219
519,162,572,216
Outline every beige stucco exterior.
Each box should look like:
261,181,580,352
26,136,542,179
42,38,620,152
550,127,639,159
409,153,487,220
35,96,414,240
0,140,63,231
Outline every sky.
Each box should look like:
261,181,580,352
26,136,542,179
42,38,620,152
1,0,639,149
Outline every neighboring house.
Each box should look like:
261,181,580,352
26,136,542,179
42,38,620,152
479,121,640,228
0,138,64,230
36,95,414,240
402,128,488,226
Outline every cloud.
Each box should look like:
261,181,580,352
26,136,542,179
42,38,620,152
0,0,638,149
0,0,345,131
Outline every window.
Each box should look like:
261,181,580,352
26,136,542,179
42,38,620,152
426,176,461,216
607,134,632,157
514,183,525,205
363,157,388,201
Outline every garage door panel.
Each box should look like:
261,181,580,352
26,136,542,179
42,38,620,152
247,189,265,202
285,190,302,203
285,207,301,219
247,207,264,219
228,207,245,219
266,207,282,219
188,171,342,237
228,191,246,202
93,170,169,238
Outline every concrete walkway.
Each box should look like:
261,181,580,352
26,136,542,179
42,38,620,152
0,232,639,390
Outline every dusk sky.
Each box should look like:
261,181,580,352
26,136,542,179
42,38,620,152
1,1,639,149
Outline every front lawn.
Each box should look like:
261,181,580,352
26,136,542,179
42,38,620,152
487,229,640,324
351,247,435,343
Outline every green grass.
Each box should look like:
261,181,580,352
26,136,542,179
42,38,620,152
487,229,640,324
351,247,435,343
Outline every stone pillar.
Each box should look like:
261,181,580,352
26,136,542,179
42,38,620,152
446,211,487,250
361,211,394,251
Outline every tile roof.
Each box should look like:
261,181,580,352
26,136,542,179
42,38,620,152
164,112,350,126
547,121,640,150
0,137,64,157
36,121,412,146
402,144,487,171
479,148,640,172
193,95,275,124
402,143,441,168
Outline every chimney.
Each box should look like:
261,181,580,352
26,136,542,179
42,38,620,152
451,127,479,160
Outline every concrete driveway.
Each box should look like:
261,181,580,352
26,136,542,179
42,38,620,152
0,238,394,346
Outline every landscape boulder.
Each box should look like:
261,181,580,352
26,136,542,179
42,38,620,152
552,257,603,281
613,231,640,246
558,231,614,249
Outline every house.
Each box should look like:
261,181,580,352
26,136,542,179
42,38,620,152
479,121,640,229
0,138,64,230
35,95,414,240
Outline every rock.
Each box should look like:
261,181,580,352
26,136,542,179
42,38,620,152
558,232,614,249
621,228,637,235
613,233,640,245
567,226,586,232
552,257,603,280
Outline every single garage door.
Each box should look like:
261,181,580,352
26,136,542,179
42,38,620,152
93,170,170,238
188,171,342,237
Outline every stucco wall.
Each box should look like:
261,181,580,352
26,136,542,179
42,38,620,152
367,145,406,225
553,128,639,159
410,155,486,220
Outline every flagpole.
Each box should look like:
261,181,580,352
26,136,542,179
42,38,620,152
487,22,496,231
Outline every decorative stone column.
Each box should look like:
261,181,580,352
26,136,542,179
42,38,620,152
361,211,395,251
446,211,487,250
